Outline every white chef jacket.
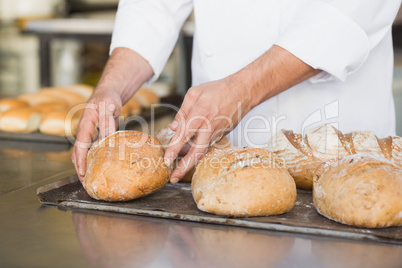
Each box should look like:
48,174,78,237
110,0,401,147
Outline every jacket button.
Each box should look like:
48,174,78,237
206,51,214,57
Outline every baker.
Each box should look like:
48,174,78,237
72,0,401,183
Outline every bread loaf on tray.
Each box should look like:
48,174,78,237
191,147,296,217
267,124,402,189
313,154,402,228
84,131,170,201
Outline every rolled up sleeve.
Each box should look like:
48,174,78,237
275,0,401,82
110,0,193,83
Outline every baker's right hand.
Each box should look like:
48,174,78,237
72,89,122,183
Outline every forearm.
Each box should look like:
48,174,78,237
95,47,154,103
227,45,321,111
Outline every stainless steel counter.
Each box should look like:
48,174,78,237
0,115,401,268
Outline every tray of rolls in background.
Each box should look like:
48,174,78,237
0,84,182,144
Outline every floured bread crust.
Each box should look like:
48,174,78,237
192,147,296,217
84,131,170,201
267,124,402,190
313,154,402,228
267,130,323,189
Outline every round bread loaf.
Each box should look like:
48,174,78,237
192,147,297,217
313,154,402,228
84,131,170,201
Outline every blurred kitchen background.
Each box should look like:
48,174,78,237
0,1,402,133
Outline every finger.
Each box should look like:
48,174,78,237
98,101,118,139
164,114,203,166
170,108,186,131
170,132,210,183
73,108,99,182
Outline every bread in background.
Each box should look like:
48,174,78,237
32,102,69,114
0,99,29,113
126,97,142,115
0,107,42,133
134,88,160,109
18,93,69,106
39,109,81,137
36,88,86,107
63,84,94,99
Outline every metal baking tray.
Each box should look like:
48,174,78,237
36,175,402,245
0,95,181,144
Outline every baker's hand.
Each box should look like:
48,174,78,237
72,89,122,183
164,77,252,183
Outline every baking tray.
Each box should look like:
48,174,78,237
36,175,402,245
0,95,182,144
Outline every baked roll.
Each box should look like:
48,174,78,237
0,107,42,133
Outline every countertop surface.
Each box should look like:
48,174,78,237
0,115,401,268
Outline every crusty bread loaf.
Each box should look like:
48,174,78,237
266,130,323,189
0,98,29,113
305,124,351,161
84,131,170,201
0,107,42,133
268,124,402,189
192,147,296,217
155,126,231,182
134,88,160,108
313,154,402,228
39,109,80,136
